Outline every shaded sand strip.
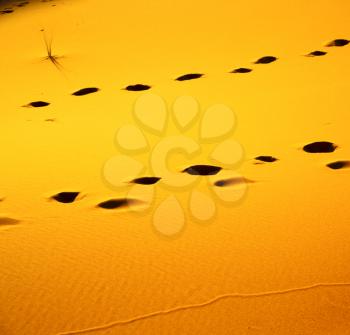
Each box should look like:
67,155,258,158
57,282,350,335
0,216,20,227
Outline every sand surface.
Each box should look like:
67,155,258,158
0,0,350,334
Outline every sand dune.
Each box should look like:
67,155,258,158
0,0,349,334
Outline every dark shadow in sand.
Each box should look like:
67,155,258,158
0,0,44,7
1,8,14,14
130,177,161,185
17,1,29,7
97,198,142,209
175,73,203,81
51,192,80,203
23,101,50,108
214,177,254,187
326,160,350,170
255,155,278,163
303,141,337,153
72,87,99,96
305,50,327,57
254,56,277,64
230,68,252,73
124,84,151,91
0,0,58,14
326,39,349,47
182,165,222,175
0,217,20,227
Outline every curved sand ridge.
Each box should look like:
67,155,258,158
57,282,350,334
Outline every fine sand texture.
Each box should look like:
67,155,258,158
0,0,350,334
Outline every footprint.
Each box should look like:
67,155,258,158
254,56,277,64
130,177,161,185
124,84,151,91
17,2,29,7
51,192,80,203
214,177,254,187
1,9,14,14
230,68,252,73
182,165,222,175
303,141,337,153
326,39,349,47
326,160,350,170
97,198,142,209
0,216,20,227
305,50,327,57
254,155,278,163
72,87,99,96
23,101,50,108
175,73,203,81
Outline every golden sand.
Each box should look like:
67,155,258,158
0,0,350,334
